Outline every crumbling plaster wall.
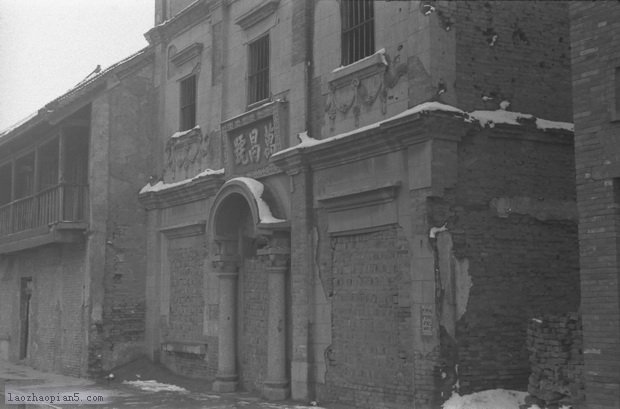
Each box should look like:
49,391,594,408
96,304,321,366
428,126,580,395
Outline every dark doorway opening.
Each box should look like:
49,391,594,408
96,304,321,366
19,277,32,360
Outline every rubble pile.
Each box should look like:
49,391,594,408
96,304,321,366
526,313,584,408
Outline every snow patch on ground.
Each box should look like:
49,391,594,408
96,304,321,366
228,177,285,224
139,168,224,194
123,380,188,393
442,389,527,409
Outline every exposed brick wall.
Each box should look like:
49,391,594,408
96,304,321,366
322,228,414,409
95,62,155,374
239,255,270,392
431,126,580,394
452,1,572,121
569,3,620,408
0,244,87,376
526,313,584,407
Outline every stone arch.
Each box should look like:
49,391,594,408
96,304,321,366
209,177,290,400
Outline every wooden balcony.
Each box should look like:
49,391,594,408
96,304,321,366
0,182,88,254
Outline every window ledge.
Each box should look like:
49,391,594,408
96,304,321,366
328,48,387,89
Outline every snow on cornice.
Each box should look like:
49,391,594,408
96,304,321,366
332,48,387,73
227,177,285,224
139,168,224,194
272,102,574,159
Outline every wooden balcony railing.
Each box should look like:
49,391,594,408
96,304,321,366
0,183,88,236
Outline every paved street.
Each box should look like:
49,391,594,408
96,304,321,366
0,360,329,409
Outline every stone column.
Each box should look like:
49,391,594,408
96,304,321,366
261,232,290,400
212,239,239,393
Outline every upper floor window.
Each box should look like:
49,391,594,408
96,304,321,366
179,75,197,131
614,66,620,120
341,0,375,66
248,34,270,105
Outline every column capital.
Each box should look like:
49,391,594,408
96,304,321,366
257,232,290,268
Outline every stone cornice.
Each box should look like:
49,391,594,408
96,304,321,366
234,0,280,30
145,0,218,46
318,182,401,212
138,174,224,210
271,111,465,173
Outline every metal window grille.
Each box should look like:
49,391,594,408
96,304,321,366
180,75,197,131
248,35,270,104
341,0,375,66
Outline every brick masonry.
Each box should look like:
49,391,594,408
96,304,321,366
239,255,270,392
321,228,414,409
451,0,572,121
569,2,620,408
0,244,87,376
429,126,580,395
526,313,584,407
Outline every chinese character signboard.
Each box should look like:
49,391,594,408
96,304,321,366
222,100,288,177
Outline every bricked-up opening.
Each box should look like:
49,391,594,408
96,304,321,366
340,0,375,66
180,74,197,131
248,34,270,105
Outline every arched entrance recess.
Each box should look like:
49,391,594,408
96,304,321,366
208,178,290,401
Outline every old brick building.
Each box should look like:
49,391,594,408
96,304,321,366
0,50,155,377
570,3,620,409
137,1,580,408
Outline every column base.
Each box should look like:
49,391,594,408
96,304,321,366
213,374,238,393
263,379,289,401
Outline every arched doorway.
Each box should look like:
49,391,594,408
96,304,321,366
208,178,290,400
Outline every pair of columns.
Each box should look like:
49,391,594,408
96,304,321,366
211,234,290,401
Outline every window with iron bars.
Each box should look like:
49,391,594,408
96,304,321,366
248,34,270,105
179,74,197,131
341,0,375,66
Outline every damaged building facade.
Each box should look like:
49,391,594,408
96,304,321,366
138,1,580,408
570,3,620,409
0,50,156,376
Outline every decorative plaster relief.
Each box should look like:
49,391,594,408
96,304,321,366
325,50,408,129
164,127,212,182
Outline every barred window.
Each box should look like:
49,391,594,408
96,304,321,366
248,35,270,104
179,75,196,131
341,0,375,66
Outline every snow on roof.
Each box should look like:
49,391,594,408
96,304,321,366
139,168,224,194
273,102,574,159
123,380,188,393
228,177,285,224
272,102,465,158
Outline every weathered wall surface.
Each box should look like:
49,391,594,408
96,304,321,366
429,126,580,394
570,3,620,408
0,245,87,376
89,61,156,374
450,0,572,121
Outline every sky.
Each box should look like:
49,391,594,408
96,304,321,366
0,0,155,132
